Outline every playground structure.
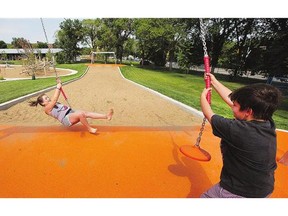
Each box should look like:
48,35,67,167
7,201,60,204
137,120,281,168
0,60,14,80
90,51,116,64
21,55,52,78
16,19,62,79
18,39,54,79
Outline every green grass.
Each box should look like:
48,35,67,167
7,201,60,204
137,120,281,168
0,63,88,104
120,66,288,130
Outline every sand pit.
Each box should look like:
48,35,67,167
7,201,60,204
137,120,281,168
0,64,72,80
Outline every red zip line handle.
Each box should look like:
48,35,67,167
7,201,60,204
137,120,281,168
204,55,211,104
56,77,67,100
59,86,72,107
56,77,71,107
59,87,68,100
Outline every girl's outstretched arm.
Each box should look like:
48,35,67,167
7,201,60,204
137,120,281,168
44,83,62,114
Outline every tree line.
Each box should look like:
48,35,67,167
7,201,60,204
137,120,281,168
1,18,288,78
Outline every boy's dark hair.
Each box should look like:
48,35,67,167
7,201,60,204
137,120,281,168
28,94,46,107
229,83,282,120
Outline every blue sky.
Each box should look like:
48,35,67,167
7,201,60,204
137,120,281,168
0,18,65,44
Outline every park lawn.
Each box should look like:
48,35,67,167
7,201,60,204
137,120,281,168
0,64,87,104
120,66,288,130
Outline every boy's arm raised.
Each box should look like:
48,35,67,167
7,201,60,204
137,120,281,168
201,88,214,123
207,73,233,107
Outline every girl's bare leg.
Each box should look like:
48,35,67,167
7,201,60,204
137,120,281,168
68,109,113,134
84,108,114,121
68,112,97,134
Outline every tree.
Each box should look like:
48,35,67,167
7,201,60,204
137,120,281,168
260,18,288,78
36,41,48,48
176,19,203,72
146,18,172,66
96,21,117,63
18,39,38,80
165,18,189,71
135,18,182,67
56,19,84,63
134,18,152,65
224,18,288,79
82,19,102,51
11,37,28,48
123,37,138,59
177,39,194,73
0,40,7,48
220,19,257,77
102,18,135,63
204,19,236,73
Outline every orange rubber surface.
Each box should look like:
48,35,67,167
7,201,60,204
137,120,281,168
0,124,287,198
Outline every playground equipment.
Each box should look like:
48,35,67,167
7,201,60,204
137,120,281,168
18,39,51,79
91,51,116,64
180,19,212,162
21,54,51,77
40,18,72,107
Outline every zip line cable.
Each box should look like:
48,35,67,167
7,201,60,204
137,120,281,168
40,18,71,107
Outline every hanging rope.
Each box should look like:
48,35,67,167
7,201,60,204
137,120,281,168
179,19,212,161
194,18,212,147
40,18,71,107
41,18,49,46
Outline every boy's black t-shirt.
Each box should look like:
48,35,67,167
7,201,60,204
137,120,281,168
211,115,277,198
